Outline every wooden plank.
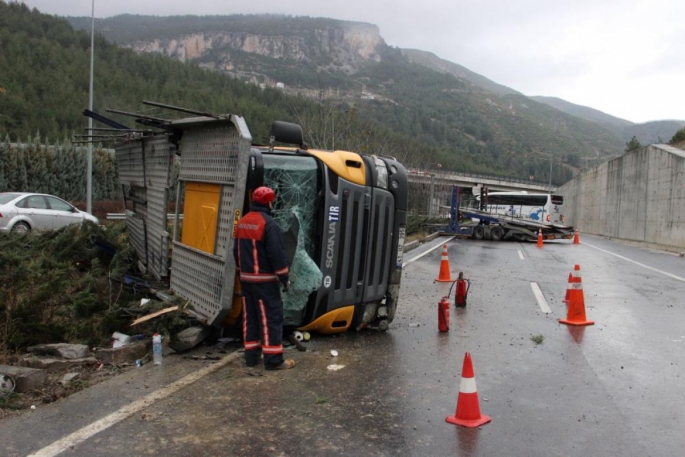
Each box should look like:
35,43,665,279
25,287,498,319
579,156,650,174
130,306,179,326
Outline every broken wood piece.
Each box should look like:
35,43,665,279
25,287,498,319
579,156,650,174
130,306,179,326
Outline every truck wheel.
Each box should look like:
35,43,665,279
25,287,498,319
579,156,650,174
473,225,485,240
491,227,504,241
11,222,30,234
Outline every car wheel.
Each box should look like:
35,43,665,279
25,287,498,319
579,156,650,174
473,225,485,240
491,226,504,241
11,222,30,234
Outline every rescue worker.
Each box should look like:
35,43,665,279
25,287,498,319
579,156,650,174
233,186,295,370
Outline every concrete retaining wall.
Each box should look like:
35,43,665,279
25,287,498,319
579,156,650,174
558,144,685,250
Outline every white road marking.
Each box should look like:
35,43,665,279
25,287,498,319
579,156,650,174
530,282,552,314
518,250,524,260
29,352,242,457
583,242,685,282
403,236,456,267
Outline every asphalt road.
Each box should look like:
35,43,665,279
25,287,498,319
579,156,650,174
2,234,684,456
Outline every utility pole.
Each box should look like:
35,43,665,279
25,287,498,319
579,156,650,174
86,0,95,214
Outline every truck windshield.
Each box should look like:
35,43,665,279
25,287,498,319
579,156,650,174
262,154,319,257
262,154,323,325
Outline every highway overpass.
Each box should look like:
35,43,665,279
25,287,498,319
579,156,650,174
407,169,553,216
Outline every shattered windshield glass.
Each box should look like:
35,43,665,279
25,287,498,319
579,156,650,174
263,154,323,326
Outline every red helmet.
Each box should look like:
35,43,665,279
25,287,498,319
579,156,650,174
252,186,276,204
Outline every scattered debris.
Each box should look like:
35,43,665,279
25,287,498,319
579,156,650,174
245,368,263,377
58,373,80,385
26,343,90,360
0,365,47,393
186,355,221,361
217,337,239,343
531,334,544,345
130,305,179,326
18,356,98,373
112,332,131,348
94,340,150,365
327,364,345,371
168,326,212,352
330,349,339,357
287,333,307,352
1,373,16,396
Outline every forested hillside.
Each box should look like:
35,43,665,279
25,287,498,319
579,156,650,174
0,2,482,180
66,13,642,182
1,2,632,186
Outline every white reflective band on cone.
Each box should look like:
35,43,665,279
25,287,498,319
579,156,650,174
570,283,584,290
459,377,477,394
572,272,582,279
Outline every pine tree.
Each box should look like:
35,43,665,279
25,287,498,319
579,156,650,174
670,128,685,145
625,136,642,152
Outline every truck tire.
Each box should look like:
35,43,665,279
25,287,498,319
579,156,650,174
491,226,504,241
473,225,485,240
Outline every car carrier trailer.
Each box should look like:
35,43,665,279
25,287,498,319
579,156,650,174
90,101,408,334
443,186,574,241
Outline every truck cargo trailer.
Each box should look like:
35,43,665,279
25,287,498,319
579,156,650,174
111,110,408,335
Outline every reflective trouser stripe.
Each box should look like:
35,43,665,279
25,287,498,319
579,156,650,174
263,345,283,354
258,299,269,347
244,341,261,350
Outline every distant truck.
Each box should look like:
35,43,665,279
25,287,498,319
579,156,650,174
444,186,574,241
102,103,408,334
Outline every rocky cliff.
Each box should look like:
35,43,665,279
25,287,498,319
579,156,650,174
126,22,384,73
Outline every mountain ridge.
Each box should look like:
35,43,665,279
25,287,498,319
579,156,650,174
4,4,682,186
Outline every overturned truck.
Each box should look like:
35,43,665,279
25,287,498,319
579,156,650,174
108,104,408,334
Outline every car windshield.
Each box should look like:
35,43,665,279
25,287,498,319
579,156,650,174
0,193,21,205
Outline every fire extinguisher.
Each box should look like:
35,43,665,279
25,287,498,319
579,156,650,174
455,272,470,308
438,296,450,332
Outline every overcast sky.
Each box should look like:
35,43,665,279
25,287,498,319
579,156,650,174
21,0,685,124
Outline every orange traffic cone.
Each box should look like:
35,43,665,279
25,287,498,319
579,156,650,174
563,270,573,303
573,229,580,245
562,265,581,303
536,228,543,247
559,265,594,326
435,244,454,282
446,353,491,428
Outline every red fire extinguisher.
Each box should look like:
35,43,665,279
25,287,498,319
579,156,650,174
455,272,470,308
438,296,450,332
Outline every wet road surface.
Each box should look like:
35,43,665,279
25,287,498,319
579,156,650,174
2,234,684,456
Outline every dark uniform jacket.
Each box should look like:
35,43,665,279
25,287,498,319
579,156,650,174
233,203,289,284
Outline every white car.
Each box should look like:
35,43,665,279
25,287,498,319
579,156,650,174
0,192,99,234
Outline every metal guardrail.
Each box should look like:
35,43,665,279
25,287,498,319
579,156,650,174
408,168,546,186
407,168,553,191
106,213,182,220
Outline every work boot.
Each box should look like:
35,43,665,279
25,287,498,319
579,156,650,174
265,359,296,370
244,355,263,367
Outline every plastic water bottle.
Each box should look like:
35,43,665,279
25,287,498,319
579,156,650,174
153,334,163,365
